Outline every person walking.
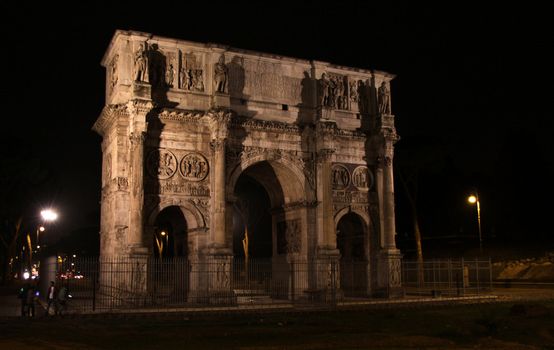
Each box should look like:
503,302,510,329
45,281,57,316
18,283,29,317
26,285,37,317
57,285,68,316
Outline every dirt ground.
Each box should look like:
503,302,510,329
1,300,553,349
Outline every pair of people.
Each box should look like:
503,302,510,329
18,283,38,317
45,281,69,316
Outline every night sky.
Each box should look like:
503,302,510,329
3,2,552,255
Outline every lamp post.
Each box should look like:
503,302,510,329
36,226,45,250
160,231,169,256
467,192,482,254
39,209,58,251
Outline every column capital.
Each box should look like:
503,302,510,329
129,131,146,145
316,148,335,163
210,138,226,153
126,99,154,116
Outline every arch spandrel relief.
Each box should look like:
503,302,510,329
331,164,350,190
352,166,373,191
146,149,178,179
179,153,209,181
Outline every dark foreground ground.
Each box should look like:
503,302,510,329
1,299,553,349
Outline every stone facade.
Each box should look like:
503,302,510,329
93,30,401,298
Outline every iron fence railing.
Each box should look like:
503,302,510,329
37,256,492,313
402,258,493,297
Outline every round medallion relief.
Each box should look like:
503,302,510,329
352,166,373,190
179,153,209,181
146,150,177,179
331,164,350,190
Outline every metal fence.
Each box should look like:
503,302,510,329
38,256,492,313
402,258,493,297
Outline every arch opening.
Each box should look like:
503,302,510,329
153,206,188,259
337,212,369,297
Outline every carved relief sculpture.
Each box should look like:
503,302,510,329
133,43,149,83
146,149,177,179
110,54,118,89
333,75,347,110
332,164,350,190
277,219,301,254
214,54,228,93
180,52,204,92
179,153,209,181
352,166,372,190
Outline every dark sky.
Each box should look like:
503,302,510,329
2,2,553,250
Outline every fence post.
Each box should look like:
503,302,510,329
489,257,493,291
461,257,466,296
475,257,480,294
92,267,96,312
331,260,336,307
291,260,295,302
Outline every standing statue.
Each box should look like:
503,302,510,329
165,62,175,87
378,81,391,115
213,54,228,93
133,43,149,83
319,73,330,107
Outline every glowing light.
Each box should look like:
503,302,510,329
41,209,58,221
72,254,76,258
161,231,167,236
39,226,45,232
23,272,30,280
468,195,477,204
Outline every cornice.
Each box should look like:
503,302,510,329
230,117,300,134
158,109,206,123
92,104,128,136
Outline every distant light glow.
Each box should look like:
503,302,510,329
23,272,30,280
72,254,76,258
160,231,167,236
39,226,45,232
41,209,58,221
468,195,477,204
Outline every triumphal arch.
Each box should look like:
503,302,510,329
93,30,402,301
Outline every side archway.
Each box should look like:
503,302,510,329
336,210,371,297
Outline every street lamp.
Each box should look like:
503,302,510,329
36,226,45,249
41,209,58,222
467,192,482,254
160,231,169,254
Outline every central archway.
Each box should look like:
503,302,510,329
230,159,307,295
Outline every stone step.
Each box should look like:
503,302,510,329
233,289,272,304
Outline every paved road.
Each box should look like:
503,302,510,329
0,285,23,317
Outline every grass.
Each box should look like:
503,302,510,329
1,301,553,349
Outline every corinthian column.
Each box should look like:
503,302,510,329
206,110,231,253
127,99,153,253
210,137,227,248
129,132,146,248
382,154,396,249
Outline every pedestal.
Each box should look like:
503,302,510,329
313,247,343,302
132,82,151,99
375,249,403,298
212,93,230,109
